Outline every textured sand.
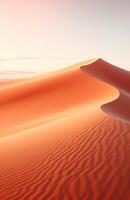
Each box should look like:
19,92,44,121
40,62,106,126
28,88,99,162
0,59,130,200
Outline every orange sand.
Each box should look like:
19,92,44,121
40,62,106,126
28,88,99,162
0,59,130,200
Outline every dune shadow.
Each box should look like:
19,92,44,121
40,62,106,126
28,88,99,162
81,58,130,124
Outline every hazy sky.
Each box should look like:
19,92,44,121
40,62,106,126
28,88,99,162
0,0,130,73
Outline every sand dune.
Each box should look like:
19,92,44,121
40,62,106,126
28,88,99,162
0,59,130,200
0,59,117,137
81,58,130,123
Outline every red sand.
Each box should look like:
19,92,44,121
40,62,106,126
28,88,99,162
0,59,130,200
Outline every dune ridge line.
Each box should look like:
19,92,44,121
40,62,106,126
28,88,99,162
81,58,130,124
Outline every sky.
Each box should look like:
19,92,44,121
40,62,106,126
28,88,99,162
0,0,130,74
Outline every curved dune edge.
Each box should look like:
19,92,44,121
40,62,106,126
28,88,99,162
1,60,130,200
0,58,98,104
81,58,130,124
0,59,118,137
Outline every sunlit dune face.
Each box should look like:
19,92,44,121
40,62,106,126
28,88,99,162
0,0,130,199
0,60,118,137
0,59,130,200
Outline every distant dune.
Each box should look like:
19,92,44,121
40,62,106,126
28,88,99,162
0,59,130,200
0,71,36,83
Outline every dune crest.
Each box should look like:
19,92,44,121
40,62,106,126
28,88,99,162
81,58,130,123
1,59,130,199
0,60,117,137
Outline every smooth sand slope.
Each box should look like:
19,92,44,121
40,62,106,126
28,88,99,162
0,59,117,137
0,59,130,200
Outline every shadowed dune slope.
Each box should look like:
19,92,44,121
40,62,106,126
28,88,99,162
81,58,130,123
1,59,130,200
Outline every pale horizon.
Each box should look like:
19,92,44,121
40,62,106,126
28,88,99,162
0,0,130,74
